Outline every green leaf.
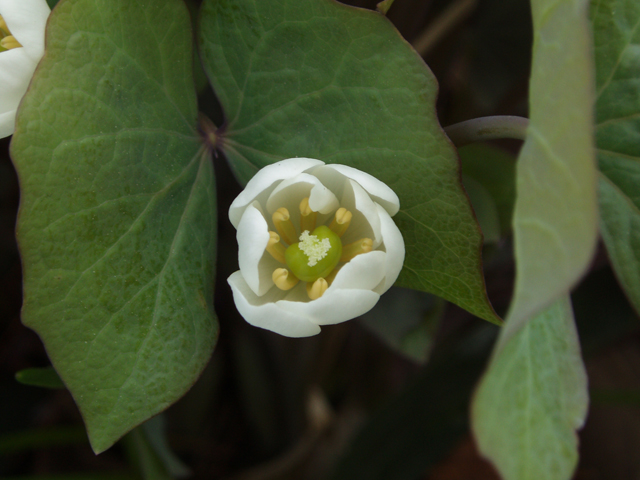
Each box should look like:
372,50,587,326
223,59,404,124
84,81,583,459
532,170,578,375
198,0,500,324
359,287,443,363
122,416,189,480
10,0,217,453
15,367,64,389
592,0,640,317
472,296,588,480
504,0,599,341
459,144,516,238
461,175,502,244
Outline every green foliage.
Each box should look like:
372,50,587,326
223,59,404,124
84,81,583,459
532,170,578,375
15,367,64,389
472,297,588,480
359,288,443,363
504,0,598,342
10,0,217,453
471,0,597,477
331,326,495,480
4,0,637,472
122,416,190,480
198,0,500,324
459,144,516,240
592,0,640,317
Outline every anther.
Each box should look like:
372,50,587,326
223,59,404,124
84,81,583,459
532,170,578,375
341,238,373,262
306,277,329,300
272,268,299,291
329,208,352,237
265,231,286,264
299,197,317,232
272,207,297,245
0,35,21,50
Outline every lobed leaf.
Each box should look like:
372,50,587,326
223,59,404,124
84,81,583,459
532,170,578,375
198,0,500,324
592,0,640,317
10,0,217,453
472,297,588,480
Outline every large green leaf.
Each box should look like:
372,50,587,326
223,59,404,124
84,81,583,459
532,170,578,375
198,0,500,324
10,0,217,453
504,0,599,343
472,297,588,480
592,0,640,316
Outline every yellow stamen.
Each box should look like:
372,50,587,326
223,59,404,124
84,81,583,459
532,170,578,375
272,268,299,291
272,207,297,245
306,277,329,300
325,265,341,285
266,231,286,264
341,238,373,262
0,15,9,36
0,35,21,50
299,197,317,233
329,208,352,237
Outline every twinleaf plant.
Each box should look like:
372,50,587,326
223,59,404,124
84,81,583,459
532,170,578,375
2,0,638,477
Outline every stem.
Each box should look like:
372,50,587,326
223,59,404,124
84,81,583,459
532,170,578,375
198,113,220,152
412,0,477,55
376,0,395,15
444,115,529,147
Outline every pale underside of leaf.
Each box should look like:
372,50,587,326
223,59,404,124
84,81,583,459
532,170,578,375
472,296,588,480
503,0,598,346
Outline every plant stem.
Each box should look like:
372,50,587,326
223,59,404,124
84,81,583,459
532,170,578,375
412,0,477,55
444,116,529,147
376,0,395,15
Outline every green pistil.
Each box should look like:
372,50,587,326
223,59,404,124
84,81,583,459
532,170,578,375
285,226,342,283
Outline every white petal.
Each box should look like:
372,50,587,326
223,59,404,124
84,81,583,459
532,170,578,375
228,271,321,337
309,181,340,214
237,202,280,296
330,250,387,290
0,0,49,61
0,47,36,132
0,111,15,138
374,204,405,294
266,172,339,221
277,251,386,325
229,158,324,228
340,179,382,247
279,289,380,326
313,164,400,216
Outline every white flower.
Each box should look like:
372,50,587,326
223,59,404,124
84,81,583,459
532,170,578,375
227,158,405,338
0,0,50,138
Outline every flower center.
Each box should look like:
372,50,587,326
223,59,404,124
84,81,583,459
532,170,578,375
265,197,373,299
0,15,22,51
298,230,331,267
285,226,342,283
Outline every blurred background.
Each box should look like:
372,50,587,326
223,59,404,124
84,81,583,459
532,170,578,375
2,0,639,478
